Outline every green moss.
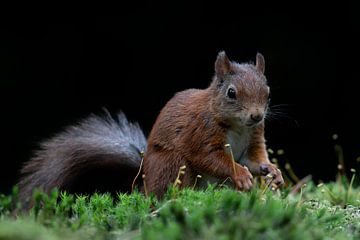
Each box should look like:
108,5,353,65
1,181,360,240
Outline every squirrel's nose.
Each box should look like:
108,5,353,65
250,114,263,123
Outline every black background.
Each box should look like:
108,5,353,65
1,2,359,193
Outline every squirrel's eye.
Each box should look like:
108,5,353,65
227,88,237,99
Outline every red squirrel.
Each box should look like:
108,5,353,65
18,51,284,207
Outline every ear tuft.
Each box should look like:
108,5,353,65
215,51,231,76
256,52,265,74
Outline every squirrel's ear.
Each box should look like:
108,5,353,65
215,51,232,76
256,53,265,74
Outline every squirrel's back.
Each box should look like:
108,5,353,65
18,110,146,208
146,89,213,148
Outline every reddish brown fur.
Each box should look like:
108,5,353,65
143,52,284,197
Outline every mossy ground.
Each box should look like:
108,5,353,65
0,176,360,240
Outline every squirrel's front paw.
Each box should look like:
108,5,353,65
260,163,284,187
232,166,254,191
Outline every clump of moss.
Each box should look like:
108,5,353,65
1,181,359,239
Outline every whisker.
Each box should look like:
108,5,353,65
265,105,300,127
265,115,300,127
270,103,295,107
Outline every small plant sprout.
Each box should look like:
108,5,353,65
261,173,275,195
170,165,186,199
296,183,307,208
173,165,186,188
316,182,325,194
276,149,285,155
285,162,300,183
289,175,312,196
192,175,202,189
332,134,338,140
224,143,237,176
142,174,148,197
337,164,343,171
333,137,345,177
336,163,345,187
345,168,356,206
267,148,274,154
219,177,232,188
132,150,145,192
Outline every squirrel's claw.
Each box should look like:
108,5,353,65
233,167,254,191
260,163,284,188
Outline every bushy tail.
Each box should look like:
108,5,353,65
18,110,147,208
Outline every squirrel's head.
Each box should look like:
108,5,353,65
210,51,270,128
